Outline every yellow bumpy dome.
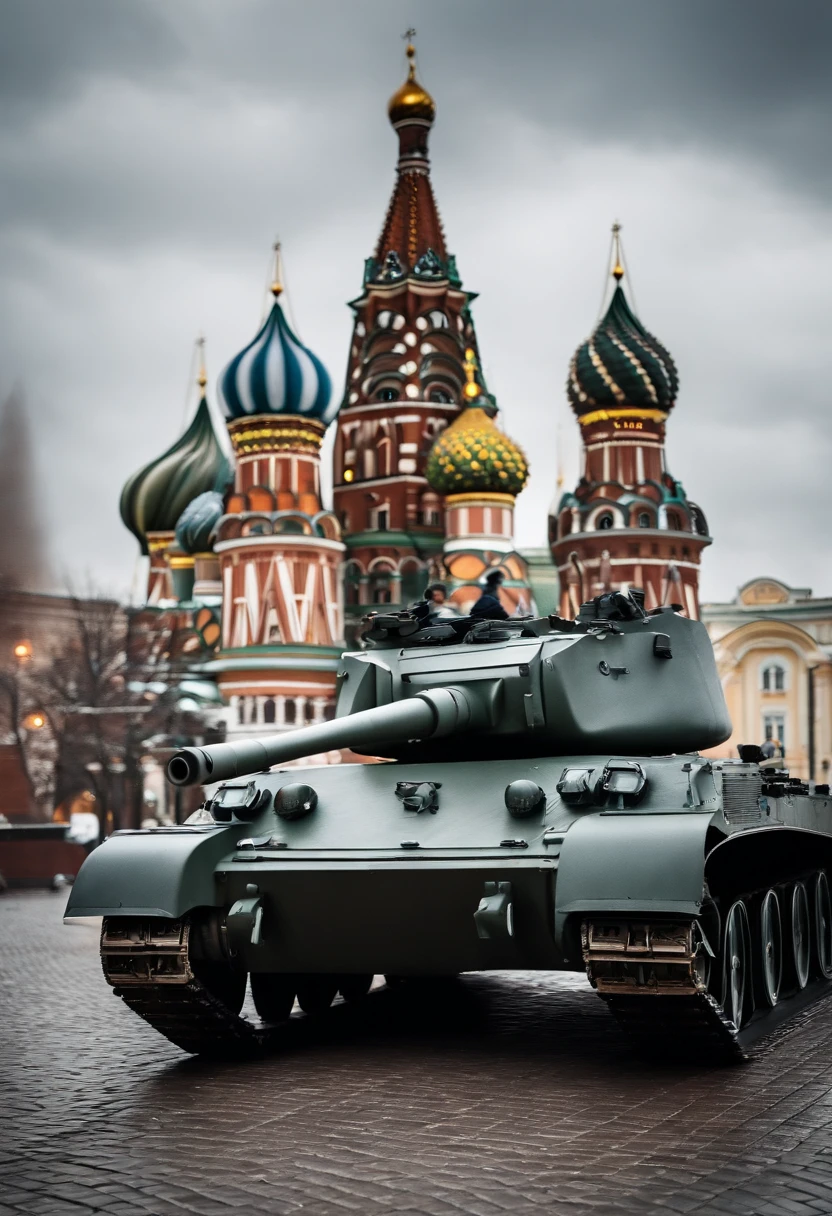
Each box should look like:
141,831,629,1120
426,407,529,495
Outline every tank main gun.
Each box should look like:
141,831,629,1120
167,686,482,787
167,592,733,787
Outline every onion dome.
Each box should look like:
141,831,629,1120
219,247,334,424
568,238,678,416
120,396,232,555
174,490,224,555
426,351,528,495
568,286,678,415
388,41,435,126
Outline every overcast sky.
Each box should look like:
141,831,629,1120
1,0,830,603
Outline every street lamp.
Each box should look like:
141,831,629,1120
22,711,45,730
13,641,32,662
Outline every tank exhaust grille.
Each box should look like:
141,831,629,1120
721,769,763,824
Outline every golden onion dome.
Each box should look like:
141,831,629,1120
388,43,436,125
426,407,529,496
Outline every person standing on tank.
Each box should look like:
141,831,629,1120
470,570,509,620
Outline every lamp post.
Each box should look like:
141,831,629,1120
808,666,818,788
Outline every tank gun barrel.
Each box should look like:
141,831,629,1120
166,686,479,787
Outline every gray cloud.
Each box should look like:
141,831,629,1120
0,0,830,604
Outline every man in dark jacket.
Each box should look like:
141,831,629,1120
470,570,509,620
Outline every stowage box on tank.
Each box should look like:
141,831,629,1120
66,593,832,1060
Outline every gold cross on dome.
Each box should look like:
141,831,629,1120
611,221,624,282
196,334,207,389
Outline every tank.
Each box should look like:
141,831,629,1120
65,591,832,1060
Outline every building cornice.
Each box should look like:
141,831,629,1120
214,535,345,555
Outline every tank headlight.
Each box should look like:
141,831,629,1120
556,768,598,806
275,783,318,820
601,761,647,807
208,782,271,822
504,780,546,818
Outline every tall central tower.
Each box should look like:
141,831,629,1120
333,42,490,634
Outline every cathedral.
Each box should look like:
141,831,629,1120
118,42,712,756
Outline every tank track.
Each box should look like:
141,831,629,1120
100,917,273,1055
582,916,832,1062
101,913,832,1062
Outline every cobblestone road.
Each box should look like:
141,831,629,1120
5,893,832,1216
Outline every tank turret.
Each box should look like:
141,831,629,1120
168,591,732,785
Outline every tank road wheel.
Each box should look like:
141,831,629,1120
790,882,811,990
338,975,374,1003
250,974,296,1024
192,961,247,1015
722,900,751,1030
296,976,338,1015
812,871,832,979
759,889,783,1008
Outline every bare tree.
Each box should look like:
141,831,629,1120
7,592,221,833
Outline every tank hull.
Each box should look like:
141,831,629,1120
66,752,832,1059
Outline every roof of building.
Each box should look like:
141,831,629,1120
219,293,334,424
120,397,232,554
567,282,678,416
702,578,832,621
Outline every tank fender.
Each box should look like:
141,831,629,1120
63,827,236,919
554,812,712,957
705,826,832,899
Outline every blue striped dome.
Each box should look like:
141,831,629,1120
219,299,335,424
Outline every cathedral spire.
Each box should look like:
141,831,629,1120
334,42,496,640
373,34,447,277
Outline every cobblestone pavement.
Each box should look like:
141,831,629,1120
5,893,832,1216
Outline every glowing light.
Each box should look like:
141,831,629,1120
13,641,32,661
343,469,354,483
24,712,45,730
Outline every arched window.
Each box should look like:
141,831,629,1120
429,388,453,404
597,512,614,530
638,512,651,528
263,698,276,724
369,565,395,604
427,310,449,329
237,697,247,725
666,510,681,531
305,700,316,723
284,699,296,725
375,387,397,402
762,663,787,692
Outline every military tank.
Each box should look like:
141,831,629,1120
65,591,832,1060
